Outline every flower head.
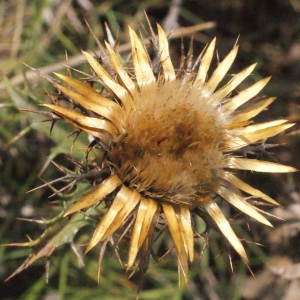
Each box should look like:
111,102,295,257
38,23,296,281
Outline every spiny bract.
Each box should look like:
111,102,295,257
38,23,296,281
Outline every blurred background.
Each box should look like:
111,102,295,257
1,0,300,299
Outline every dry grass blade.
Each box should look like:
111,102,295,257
0,21,216,94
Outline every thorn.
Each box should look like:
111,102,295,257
246,262,254,277
46,257,50,284
228,252,234,273
104,22,115,48
16,218,45,224
70,241,85,268
97,239,109,284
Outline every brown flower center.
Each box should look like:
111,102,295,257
109,80,226,205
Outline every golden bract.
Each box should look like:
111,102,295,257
41,23,295,281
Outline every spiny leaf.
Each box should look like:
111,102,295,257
3,214,90,282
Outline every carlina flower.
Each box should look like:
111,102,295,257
33,21,296,282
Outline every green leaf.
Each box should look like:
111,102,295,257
3,213,90,282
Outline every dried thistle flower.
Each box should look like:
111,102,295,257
31,22,296,282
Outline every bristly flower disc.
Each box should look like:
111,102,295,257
37,22,296,282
